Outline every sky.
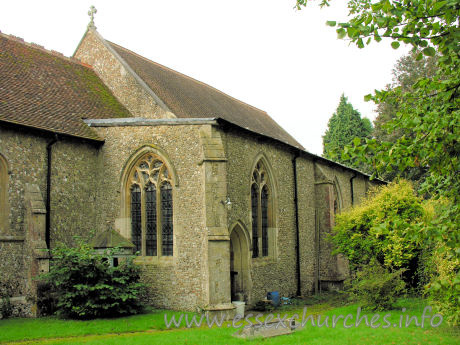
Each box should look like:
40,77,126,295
0,0,409,155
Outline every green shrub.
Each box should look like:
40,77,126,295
425,240,460,326
332,182,459,324
421,201,460,326
36,282,57,316
346,259,406,311
332,180,424,272
41,239,145,319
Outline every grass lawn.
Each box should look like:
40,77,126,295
1,298,459,345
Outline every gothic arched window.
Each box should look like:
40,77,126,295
128,153,173,256
251,161,272,258
332,181,342,229
333,182,341,216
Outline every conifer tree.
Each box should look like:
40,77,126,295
322,94,372,170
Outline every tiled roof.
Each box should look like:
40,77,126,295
91,229,134,249
0,33,131,141
107,41,304,149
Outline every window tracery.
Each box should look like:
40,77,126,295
128,153,173,256
251,161,272,258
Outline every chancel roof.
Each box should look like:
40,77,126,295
107,40,304,150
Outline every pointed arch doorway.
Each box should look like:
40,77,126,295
229,223,251,302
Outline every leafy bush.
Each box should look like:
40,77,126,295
421,201,460,326
41,239,145,319
330,180,422,310
332,181,459,322
346,259,406,311
425,244,459,326
332,180,424,273
36,282,57,316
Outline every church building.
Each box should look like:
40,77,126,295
0,18,381,316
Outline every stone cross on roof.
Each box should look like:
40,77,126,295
88,5,97,29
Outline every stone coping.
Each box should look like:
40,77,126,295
85,117,218,127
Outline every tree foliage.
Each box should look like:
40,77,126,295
296,0,459,324
323,94,372,170
296,0,459,198
373,50,439,183
374,50,439,144
296,0,459,58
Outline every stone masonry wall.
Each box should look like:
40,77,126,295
92,124,207,311
0,241,25,297
50,140,101,245
0,125,101,301
312,162,379,289
0,127,101,244
1,121,381,313
0,127,47,237
221,126,381,302
222,127,298,305
295,158,317,294
74,29,170,120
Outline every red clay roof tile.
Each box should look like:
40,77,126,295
107,40,304,149
0,33,131,141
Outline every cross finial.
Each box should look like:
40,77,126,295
88,5,97,29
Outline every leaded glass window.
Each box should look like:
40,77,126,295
251,183,259,258
128,153,173,257
261,185,269,257
161,182,173,256
251,160,272,258
145,183,157,256
131,185,142,254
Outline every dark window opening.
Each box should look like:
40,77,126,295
130,185,142,255
261,185,269,257
146,183,157,256
251,183,259,258
161,182,173,256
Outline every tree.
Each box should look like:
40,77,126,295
293,1,459,198
373,50,439,182
374,50,439,144
323,94,372,171
296,0,459,325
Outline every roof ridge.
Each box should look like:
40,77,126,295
0,31,93,69
107,40,270,115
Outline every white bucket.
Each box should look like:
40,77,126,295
232,301,245,318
